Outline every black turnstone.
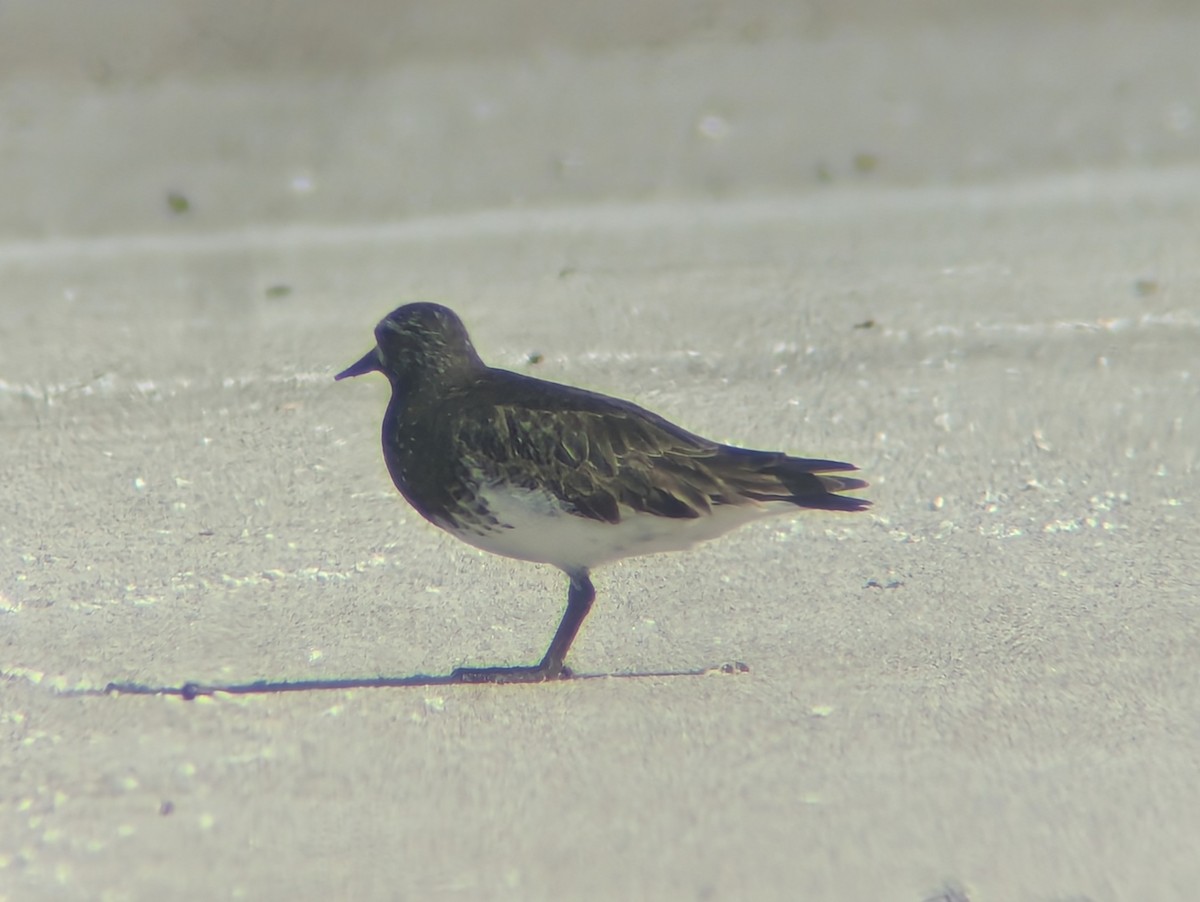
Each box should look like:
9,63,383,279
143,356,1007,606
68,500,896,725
336,303,869,683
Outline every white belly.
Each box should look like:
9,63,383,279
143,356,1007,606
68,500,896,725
452,483,789,574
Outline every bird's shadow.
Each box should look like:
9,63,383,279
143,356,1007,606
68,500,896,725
57,663,749,700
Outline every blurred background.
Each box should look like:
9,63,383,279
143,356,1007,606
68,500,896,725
3,0,1196,240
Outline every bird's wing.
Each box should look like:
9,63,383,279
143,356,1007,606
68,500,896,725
453,380,867,523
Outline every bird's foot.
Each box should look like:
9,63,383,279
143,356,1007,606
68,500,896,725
450,664,574,684
703,661,750,676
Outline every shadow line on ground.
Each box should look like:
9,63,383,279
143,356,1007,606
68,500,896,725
53,662,749,699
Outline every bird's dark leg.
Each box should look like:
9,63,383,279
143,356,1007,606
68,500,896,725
451,571,595,684
538,571,596,676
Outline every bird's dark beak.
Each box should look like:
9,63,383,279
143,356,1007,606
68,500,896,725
335,347,381,381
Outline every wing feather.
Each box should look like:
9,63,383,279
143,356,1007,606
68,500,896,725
455,383,867,522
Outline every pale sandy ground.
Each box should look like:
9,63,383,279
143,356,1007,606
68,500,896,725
2,2,1199,900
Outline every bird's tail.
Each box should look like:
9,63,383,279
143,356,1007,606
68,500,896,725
727,452,872,512
804,471,871,511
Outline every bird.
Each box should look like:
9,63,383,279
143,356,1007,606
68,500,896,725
335,303,869,683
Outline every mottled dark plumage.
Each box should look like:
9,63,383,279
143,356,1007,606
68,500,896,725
337,303,869,682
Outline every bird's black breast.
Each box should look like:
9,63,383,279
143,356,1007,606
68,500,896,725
380,389,479,528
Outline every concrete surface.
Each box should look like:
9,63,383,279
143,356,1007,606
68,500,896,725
2,2,1198,900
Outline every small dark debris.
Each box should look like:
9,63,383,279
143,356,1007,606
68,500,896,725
1133,278,1158,297
166,192,190,215
159,800,175,816
854,319,876,329
853,152,880,174
865,579,904,590
923,882,970,902
527,352,545,365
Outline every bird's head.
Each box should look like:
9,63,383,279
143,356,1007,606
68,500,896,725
335,303,484,390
